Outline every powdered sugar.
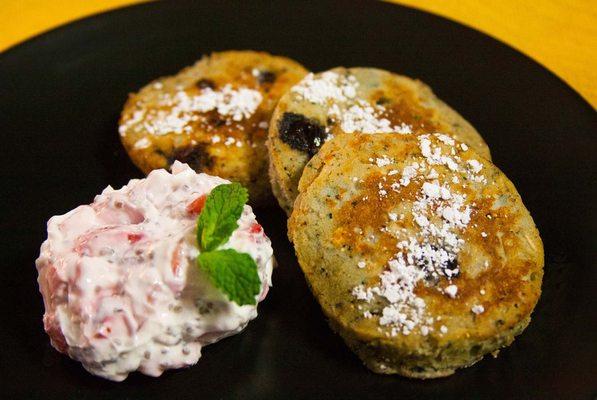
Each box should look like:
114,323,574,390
120,84,262,138
291,71,413,136
444,284,458,298
375,155,394,167
133,137,151,150
471,304,485,314
292,71,358,104
467,159,483,174
352,133,488,336
193,85,262,121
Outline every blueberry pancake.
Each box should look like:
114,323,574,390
119,50,308,206
268,67,491,213
288,133,542,378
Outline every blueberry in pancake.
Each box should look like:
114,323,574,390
268,67,490,213
119,50,309,206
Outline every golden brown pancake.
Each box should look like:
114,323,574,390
268,67,491,213
119,50,308,205
289,132,542,378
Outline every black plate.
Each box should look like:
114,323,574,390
1,1,595,398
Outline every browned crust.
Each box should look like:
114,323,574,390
269,67,491,213
120,50,309,206
289,133,543,377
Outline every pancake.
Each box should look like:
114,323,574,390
268,67,491,213
288,133,542,378
119,50,308,206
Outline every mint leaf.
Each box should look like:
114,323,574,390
194,183,260,306
197,183,248,252
198,249,261,306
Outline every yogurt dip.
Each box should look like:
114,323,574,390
36,162,274,381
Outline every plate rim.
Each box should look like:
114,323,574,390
0,0,593,113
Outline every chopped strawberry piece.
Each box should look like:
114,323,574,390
171,241,183,275
186,194,207,215
249,223,263,234
127,233,143,243
44,317,69,353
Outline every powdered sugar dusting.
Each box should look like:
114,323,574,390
291,71,413,136
471,304,485,314
444,284,458,298
120,84,262,138
292,71,358,105
133,137,151,150
352,133,488,336
375,155,394,167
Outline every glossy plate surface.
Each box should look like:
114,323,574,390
1,1,595,398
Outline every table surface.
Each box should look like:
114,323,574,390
1,0,595,108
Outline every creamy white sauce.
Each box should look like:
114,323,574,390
36,162,274,381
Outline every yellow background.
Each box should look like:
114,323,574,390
1,0,595,107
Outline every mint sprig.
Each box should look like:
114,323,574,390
198,250,261,306
197,182,249,252
196,183,261,306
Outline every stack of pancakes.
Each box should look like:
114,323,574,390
119,51,543,378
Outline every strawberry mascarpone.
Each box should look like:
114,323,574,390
35,162,274,381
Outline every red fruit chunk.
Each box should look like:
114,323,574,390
171,241,183,275
186,194,207,215
127,233,143,243
249,223,263,234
